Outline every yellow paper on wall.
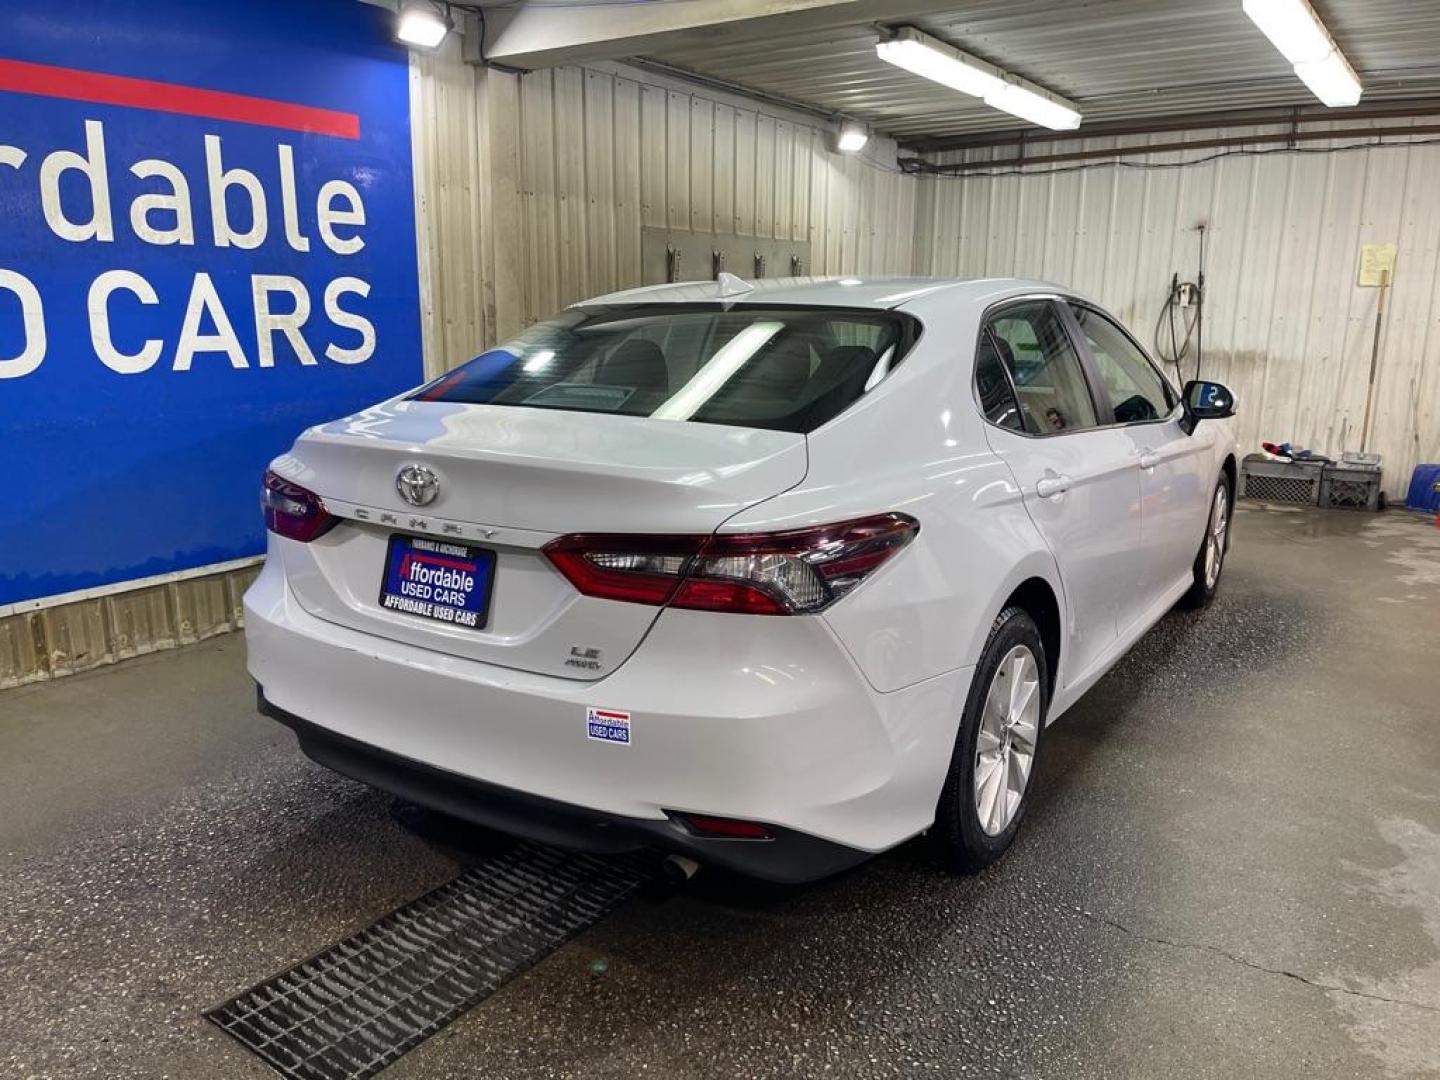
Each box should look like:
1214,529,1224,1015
1358,243,1397,287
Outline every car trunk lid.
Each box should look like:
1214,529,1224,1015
272,400,807,679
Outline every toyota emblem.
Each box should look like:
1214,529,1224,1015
396,464,440,507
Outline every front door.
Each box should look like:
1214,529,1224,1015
1065,302,1212,614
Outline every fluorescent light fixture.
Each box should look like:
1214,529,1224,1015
876,27,1004,98
1242,0,1332,63
875,26,1082,131
985,82,1082,131
396,0,451,50
1294,49,1363,107
835,121,870,154
1242,0,1363,106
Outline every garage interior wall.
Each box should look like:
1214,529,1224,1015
915,124,1440,498
408,43,922,376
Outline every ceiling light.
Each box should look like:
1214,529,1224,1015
1294,49,1363,107
876,27,1005,99
395,1,452,50
834,121,870,154
984,82,1082,131
1242,0,1362,106
1242,0,1332,63
875,26,1082,131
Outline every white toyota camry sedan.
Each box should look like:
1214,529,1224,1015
245,276,1237,882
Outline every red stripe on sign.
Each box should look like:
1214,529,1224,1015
412,554,476,573
593,710,628,720
0,58,360,139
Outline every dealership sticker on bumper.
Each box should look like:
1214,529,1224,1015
586,707,631,746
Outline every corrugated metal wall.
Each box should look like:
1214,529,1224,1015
0,564,259,689
410,48,921,376
916,123,1440,497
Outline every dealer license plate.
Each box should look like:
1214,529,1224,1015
378,535,495,631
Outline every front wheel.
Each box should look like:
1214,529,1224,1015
1181,478,1231,609
933,607,1047,873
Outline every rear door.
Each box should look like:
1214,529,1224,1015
1066,302,1212,611
977,299,1142,686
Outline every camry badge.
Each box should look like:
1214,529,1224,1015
396,464,440,507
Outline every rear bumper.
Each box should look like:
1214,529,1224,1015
244,556,969,882
259,689,866,883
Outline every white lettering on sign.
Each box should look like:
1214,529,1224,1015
0,269,46,380
0,118,382,378
324,277,375,365
90,270,162,374
317,179,366,255
175,272,249,371
40,119,114,243
253,274,317,367
205,134,267,250
129,159,195,246
276,144,311,254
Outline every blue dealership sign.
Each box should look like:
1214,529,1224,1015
0,0,423,606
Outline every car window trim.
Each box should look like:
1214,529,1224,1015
972,294,1106,440
1053,299,1115,429
1065,300,1184,427
977,326,1030,433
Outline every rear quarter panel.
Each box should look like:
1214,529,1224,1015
719,311,1064,694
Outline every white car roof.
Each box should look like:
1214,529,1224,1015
572,275,1080,314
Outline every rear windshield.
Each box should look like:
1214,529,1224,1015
411,304,918,433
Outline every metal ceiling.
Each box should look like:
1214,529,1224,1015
641,0,1440,148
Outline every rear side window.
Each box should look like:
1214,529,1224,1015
1069,303,1175,424
986,302,1097,434
413,304,916,434
975,332,1025,432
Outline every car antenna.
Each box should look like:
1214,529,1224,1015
716,272,754,299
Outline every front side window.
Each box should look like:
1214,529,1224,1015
1069,304,1175,424
412,304,915,434
987,302,1098,434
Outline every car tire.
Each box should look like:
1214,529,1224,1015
933,606,1047,874
1180,477,1232,609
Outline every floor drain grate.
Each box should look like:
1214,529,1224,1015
207,843,659,1080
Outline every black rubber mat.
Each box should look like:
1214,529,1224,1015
206,843,659,1079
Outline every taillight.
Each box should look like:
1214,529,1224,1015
542,513,918,615
542,534,707,606
262,469,338,542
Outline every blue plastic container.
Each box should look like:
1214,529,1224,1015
1406,464,1440,513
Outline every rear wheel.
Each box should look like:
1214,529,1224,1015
1181,479,1231,609
933,607,1047,873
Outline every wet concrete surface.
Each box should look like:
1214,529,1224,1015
3,504,1439,1079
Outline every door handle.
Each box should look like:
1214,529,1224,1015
1035,474,1072,499
1138,451,1162,470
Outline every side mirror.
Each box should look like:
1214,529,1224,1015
1181,379,1235,433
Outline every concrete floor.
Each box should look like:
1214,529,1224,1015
3,504,1439,1080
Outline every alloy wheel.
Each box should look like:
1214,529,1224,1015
1204,485,1229,589
974,645,1041,837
